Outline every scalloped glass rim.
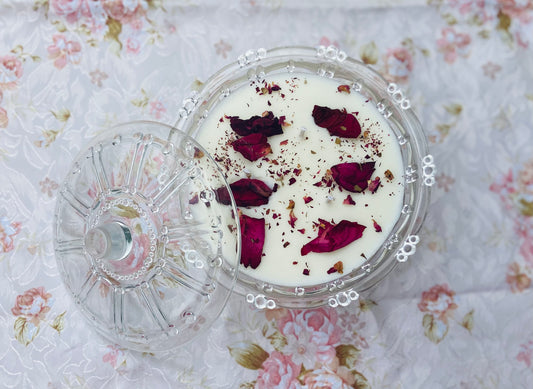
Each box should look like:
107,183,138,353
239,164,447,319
175,46,432,308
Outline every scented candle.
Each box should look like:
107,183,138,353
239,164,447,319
196,73,405,287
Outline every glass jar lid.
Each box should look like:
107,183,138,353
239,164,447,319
54,121,240,352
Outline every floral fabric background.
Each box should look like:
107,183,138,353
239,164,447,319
1,0,533,388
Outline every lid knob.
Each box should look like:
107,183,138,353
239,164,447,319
84,222,132,262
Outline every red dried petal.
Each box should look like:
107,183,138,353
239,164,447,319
312,105,361,138
239,212,265,269
373,219,382,232
301,219,366,256
368,176,381,194
331,162,376,193
303,196,313,204
232,133,272,161
228,111,284,137
343,195,356,205
337,84,351,94
216,178,273,207
288,209,297,228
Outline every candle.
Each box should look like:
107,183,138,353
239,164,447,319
196,73,405,287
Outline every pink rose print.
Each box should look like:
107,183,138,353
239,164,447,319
277,308,341,364
51,0,107,31
0,106,7,128
103,344,126,369
506,262,531,293
517,340,533,368
149,100,166,119
125,36,141,54
39,177,59,197
418,283,458,324
256,351,301,389
518,226,533,268
448,0,497,22
437,27,472,64
319,36,339,48
303,357,355,389
215,39,232,58
47,34,82,70
0,55,23,90
90,69,108,87
0,216,21,253
11,287,53,325
102,0,148,25
498,0,533,23
383,47,414,83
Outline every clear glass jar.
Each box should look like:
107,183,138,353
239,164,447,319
174,45,435,309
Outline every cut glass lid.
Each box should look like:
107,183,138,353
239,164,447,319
54,121,240,352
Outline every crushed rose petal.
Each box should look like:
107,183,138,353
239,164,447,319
368,176,381,194
303,196,313,204
373,219,382,232
337,84,351,94
217,178,273,207
384,169,394,181
312,105,361,138
289,209,297,228
327,261,344,274
287,200,295,209
232,133,272,161
331,162,376,193
343,195,356,205
193,147,205,158
239,212,265,269
301,218,366,256
303,268,310,276
228,111,283,137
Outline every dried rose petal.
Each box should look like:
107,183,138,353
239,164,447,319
239,212,265,269
216,178,273,207
373,219,382,232
343,195,356,205
368,176,381,194
228,111,283,137
327,261,344,274
232,133,272,161
303,196,313,204
312,105,361,138
288,209,297,228
301,219,366,256
337,85,351,94
331,162,376,193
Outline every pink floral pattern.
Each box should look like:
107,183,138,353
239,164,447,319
276,308,341,363
47,34,82,69
383,47,414,82
418,284,473,343
256,351,301,389
418,283,458,324
491,158,533,292
437,27,472,63
11,287,53,325
517,340,533,368
0,216,21,254
0,55,23,90
229,306,370,387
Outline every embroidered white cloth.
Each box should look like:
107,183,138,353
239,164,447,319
1,1,533,388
